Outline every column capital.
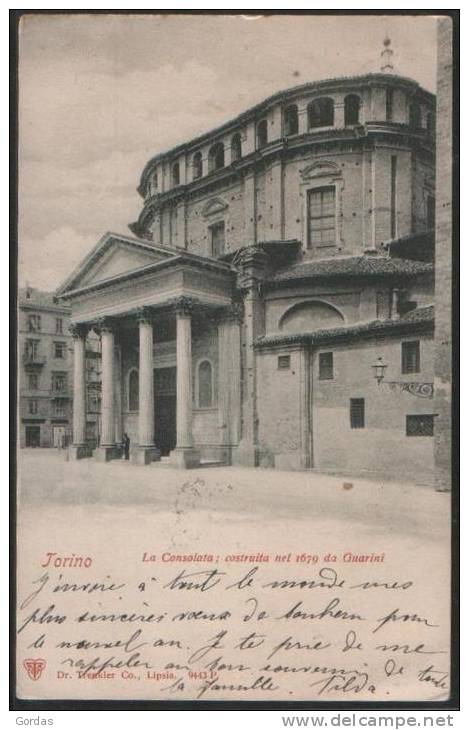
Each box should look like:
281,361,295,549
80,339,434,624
133,306,154,325
235,245,269,291
69,323,89,339
171,295,198,317
219,300,244,325
93,317,117,335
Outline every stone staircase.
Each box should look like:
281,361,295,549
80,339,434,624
150,455,227,469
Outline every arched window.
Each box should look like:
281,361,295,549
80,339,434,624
308,98,334,128
197,360,213,408
128,369,139,411
148,170,158,196
283,105,299,136
344,94,360,126
279,301,344,334
385,88,394,121
208,143,225,172
409,100,421,129
192,151,202,179
231,133,242,162
172,162,180,186
256,119,268,148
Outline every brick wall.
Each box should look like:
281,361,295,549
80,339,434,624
256,334,435,483
151,139,432,257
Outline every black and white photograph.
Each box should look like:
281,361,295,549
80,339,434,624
12,11,458,710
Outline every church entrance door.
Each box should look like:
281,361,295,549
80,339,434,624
154,367,177,456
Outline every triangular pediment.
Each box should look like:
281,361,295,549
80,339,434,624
80,242,162,286
56,233,176,295
301,161,341,180
202,197,229,218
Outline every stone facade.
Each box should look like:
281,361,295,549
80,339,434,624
57,72,442,484
19,288,72,448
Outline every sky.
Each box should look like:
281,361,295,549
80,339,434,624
18,13,438,290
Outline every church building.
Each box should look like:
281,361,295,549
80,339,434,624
57,62,437,483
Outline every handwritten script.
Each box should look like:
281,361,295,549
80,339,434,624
17,555,449,701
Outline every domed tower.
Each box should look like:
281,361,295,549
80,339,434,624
130,69,435,263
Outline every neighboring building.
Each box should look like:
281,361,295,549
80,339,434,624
434,18,454,491
19,287,72,448
57,63,439,483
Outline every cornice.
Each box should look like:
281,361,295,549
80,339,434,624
19,301,71,315
59,252,235,301
138,72,435,195
255,314,435,350
133,125,434,236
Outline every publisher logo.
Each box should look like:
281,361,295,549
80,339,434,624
23,658,46,681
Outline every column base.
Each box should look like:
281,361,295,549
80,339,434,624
231,442,260,467
131,446,161,465
168,447,200,469
94,445,121,463
67,444,92,461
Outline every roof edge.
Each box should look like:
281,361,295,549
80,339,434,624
255,308,435,349
138,72,435,194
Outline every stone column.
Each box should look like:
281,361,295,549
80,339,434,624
169,296,200,468
95,319,119,462
217,303,242,461
114,343,123,447
232,247,268,467
297,101,309,134
132,308,160,465
243,171,256,244
335,101,345,128
269,159,284,240
68,323,91,460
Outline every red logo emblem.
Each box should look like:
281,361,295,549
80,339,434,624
23,658,46,681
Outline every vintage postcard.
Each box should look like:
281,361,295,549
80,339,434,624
14,11,457,706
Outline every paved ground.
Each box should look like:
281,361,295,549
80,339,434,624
18,448,450,544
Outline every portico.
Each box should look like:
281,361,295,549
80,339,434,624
57,233,241,468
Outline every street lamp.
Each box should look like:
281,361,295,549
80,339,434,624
372,356,388,385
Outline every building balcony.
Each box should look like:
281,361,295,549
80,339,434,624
22,353,46,368
51,390,71,399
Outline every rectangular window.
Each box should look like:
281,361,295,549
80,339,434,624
25,339,39,360
426,195,435,229
87,394,101,414
53,400,66,417
376,290,391,319
406,414,434,437
52,372,67,393
56,318,63,334
350,398,365,429
308,186,336,248
402,340,420,374
390,155,397,239
28,314,41,332
278,355,291,370
319,352,334,380
28,373,39,390
210,221,225,258
28,400,38,415
54,341,66,359
386,88,394,121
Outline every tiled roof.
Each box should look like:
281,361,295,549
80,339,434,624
266,255,433,284
19,287,70,310
255,306,434,348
